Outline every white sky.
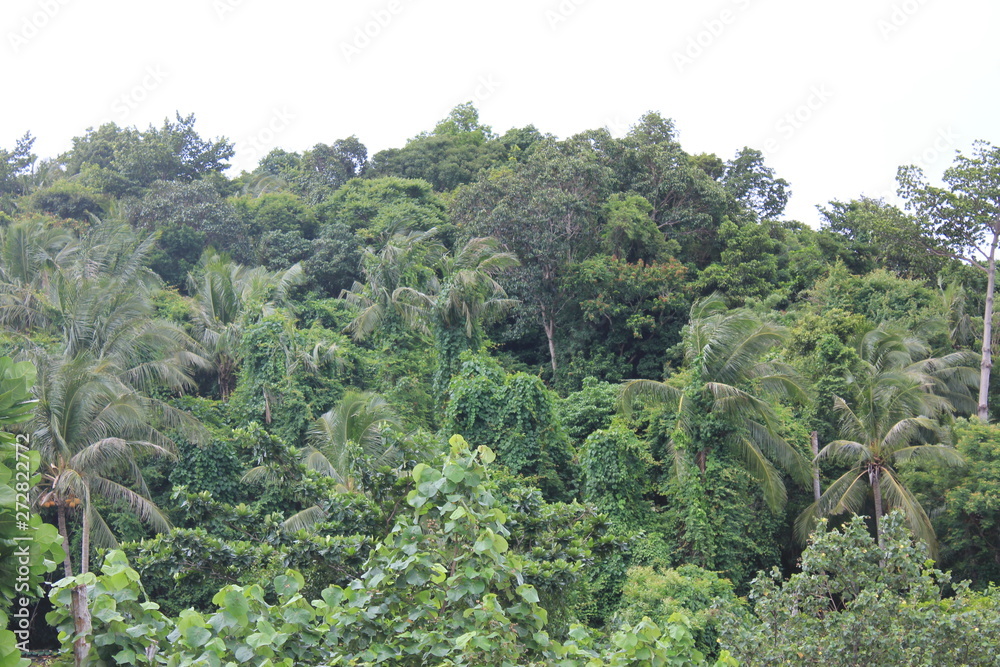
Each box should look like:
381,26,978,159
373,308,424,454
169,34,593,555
3,0,998,226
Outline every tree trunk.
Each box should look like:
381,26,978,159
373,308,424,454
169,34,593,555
56,504,73,580
56,502,92,665
695,448,707,474
978,234,997,422
869,464,884,551
72,505,92,667
540,305,557,372
80,504,90,575
810,431,822,502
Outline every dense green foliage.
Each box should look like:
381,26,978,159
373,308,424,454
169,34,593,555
3,109,1000,664
721,512,1000,666
47,437,736,666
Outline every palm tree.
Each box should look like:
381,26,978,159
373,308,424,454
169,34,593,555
245,390,402,532
393,236,519,394
340,227,443,341
30,353,183,575
187,251,303,399
796,327,975,555
1,221,207,666
17,226,209,534
304,390,401,491
622,294,811,511
0,218,76,331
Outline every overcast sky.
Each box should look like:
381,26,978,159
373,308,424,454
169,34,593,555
3,0,998,225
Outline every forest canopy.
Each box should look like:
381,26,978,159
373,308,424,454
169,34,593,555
3,108,1000,666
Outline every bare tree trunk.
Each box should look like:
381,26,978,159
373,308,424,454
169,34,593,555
810,431,822,502
978,235,997,422
56,504,73,579
80,506,89,575
870,465,884,551
71,505,92,667
540,305,557,372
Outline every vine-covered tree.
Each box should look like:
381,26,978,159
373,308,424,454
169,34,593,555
623,294,811,511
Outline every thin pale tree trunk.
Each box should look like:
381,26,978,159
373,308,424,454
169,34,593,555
80,504,90,575
56,503,90,665
810,431,822,502
540,305,557,372
56,504,73,580
978,234,997,422
71,504,93,667
870,464,884,551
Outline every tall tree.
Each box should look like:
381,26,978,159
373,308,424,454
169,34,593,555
63,114,233,198
602,113,732,266
297,137,368,203
897,140,1000,421
721,147,790,222
124,179,252,287
795,327,975,554
0,132,37,211
454,139,612,372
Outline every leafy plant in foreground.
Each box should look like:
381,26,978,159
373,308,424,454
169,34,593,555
48,436,737,666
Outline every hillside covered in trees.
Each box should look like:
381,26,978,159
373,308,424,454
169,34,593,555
2,107,1000,665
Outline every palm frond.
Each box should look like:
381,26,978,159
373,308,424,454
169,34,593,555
728,432,786,512
745,420,811,486
281,505,328,533
890,444,965,467
620,379,681,416
879,469,938,558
